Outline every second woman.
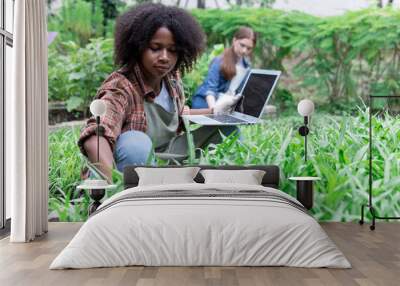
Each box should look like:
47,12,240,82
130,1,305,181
191,26,257,109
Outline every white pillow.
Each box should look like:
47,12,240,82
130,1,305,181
200,169,266,185
135,167,200,186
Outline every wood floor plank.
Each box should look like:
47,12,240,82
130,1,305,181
136,278,155,286
303,278,324,286
117,267,142,286
204,267,221,279
0,222,399,286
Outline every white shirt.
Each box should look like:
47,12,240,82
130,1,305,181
228,59,249,94
154,81,174,113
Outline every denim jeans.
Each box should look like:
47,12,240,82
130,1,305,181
114,130,154,172
113,126,239,172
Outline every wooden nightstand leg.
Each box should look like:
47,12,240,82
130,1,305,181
88,189,105,215
296,181,313,210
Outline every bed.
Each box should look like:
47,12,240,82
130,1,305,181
50,165,351,269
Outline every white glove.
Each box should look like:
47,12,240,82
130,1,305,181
213,92,241,115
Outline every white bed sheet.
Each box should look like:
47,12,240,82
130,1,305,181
50,183,351,269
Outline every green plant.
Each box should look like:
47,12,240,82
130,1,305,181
274,88,294,111
48,47,70,102
49,126,125,221
49,127,84,200
48,7,400,114
49,188,91,222
48,126,90,221
48,0,105,47
197,109,400,221
192,8,400,111
48,38,114,113
48,110,400,222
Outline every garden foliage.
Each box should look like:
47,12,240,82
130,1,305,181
49,110,400,222
49,7,400,113
48,38,114,114
193,8,400,111
47,6,400,222
48,0,105,46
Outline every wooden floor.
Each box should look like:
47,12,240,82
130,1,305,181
0,222,399,286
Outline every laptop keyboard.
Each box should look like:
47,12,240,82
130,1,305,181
205,114,247,124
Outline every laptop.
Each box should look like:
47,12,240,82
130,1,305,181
183,69,281,125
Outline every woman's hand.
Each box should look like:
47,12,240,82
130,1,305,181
182,105,191,115
213,93,241,115
206,95,216,108
83,135,114,183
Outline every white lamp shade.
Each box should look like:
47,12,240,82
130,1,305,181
297,99,315,116
90,99,107,117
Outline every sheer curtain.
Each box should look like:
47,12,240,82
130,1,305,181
7,0,48,242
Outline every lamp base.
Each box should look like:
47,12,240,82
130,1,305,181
88,188,105,215
296,180,313,210
89,201,102,215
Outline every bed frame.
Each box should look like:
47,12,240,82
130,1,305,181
123,165,280,189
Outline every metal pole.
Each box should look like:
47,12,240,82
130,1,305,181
96,116,100,163
304,116,308,162
369,97,372,207
360,95,400,230
305,132,307,162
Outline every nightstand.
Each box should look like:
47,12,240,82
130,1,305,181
77,180,116,215
289,177,320,210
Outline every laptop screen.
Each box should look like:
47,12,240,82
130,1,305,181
234,72,279,118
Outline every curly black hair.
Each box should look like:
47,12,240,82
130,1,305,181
114,3,206,75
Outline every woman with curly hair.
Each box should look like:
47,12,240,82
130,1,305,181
78,3,235,180
192,26,257,110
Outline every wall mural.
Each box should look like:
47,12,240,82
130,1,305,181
48,2,400,222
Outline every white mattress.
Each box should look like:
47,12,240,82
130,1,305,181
50,183,351,269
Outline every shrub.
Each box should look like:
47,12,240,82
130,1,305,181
48,38,114,114
49,7,400,113
48,0,105,47
192,8,400,109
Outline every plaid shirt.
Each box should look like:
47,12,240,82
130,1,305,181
78,64,186,155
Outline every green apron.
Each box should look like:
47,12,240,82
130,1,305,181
144,98,179,152
144,98,236,161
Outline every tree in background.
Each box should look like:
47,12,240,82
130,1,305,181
117,0,275,9
198,0,275,8
209,0,275,8
48,0,104,46
377,0,395,8
84,0,125,36
48,0,125,45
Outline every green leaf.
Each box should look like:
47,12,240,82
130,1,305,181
68,72,85,81
66,96,84,112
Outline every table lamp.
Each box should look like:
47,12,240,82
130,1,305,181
89,99,107,163
79,99,111,215
297,99,315,162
